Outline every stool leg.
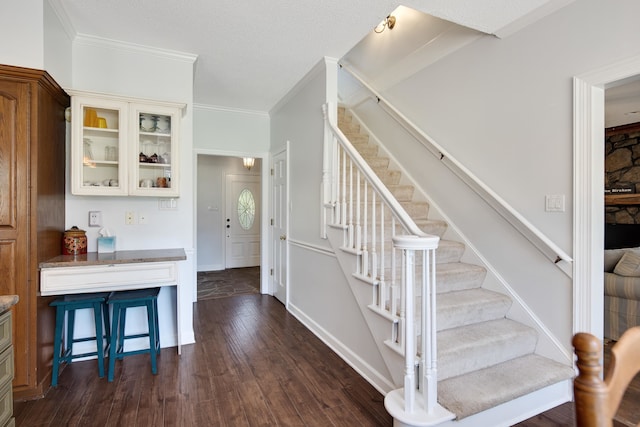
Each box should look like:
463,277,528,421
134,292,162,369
66,309,75,362
51,306,65,387
108,302,119,382
93,301,105,378
102,301,111,350
117,307,127,355
147,300,157,375
153,298,160,351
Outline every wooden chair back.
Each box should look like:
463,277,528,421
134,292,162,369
572,326,640,427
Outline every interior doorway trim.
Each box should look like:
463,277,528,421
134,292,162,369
193,148,271,297
573,54,640,336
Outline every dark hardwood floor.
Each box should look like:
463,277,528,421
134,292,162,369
14,292,639,426
15,294,390,426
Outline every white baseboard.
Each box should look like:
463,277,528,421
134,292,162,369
287,302,395,395
197,264,223,272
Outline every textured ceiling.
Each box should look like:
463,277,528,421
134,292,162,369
53,0,570,112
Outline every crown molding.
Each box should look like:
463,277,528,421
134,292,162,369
74,33,198,64
194,103,269,118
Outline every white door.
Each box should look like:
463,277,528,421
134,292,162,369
225,174,261,268
272,150,288,304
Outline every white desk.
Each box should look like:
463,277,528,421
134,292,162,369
40,248,186,353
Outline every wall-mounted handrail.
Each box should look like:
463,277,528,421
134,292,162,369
340,64,573,278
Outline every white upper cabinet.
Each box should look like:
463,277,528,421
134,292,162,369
69,91,184,197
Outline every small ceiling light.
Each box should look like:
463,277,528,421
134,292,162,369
374,15,396,33
243,157,255,170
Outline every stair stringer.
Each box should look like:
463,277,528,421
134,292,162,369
326,225,405,387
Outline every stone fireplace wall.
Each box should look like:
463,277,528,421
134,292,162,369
605,122,640,224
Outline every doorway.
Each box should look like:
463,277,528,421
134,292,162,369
196,154,264,291
574,54,640,337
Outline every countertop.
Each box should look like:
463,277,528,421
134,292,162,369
39,248,186,269
0,295,19,312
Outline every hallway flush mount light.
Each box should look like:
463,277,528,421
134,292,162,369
374,15,396,33
243,157,255,170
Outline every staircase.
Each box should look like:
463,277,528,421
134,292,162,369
324,106,574,426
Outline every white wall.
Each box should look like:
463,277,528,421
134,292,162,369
0,1,72,85
196,155,262,271
43,0,72,87
67,36,197,348
270,58,391,389
347,0,640,348
193,105,269,152
0,0,44,69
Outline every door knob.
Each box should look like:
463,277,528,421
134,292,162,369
280,235,286,240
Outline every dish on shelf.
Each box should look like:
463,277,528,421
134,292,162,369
139,114,157,132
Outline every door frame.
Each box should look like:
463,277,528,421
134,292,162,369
573,53,640,337
270,145,290,305
193,149,271,300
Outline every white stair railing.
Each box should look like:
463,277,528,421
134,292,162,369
322,103,450,420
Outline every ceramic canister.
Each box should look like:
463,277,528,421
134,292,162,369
62,226,88,255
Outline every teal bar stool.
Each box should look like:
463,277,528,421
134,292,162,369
50,292,110,387
107,288,160,382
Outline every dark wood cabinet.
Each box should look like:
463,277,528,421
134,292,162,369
0,64,69,399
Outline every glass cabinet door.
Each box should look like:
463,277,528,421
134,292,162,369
71,97,128,195
130,104,179,197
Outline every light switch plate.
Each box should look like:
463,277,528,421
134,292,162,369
545,195,565,212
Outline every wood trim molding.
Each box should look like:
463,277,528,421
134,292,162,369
605,121,640,136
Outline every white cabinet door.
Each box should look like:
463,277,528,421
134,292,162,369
129,103,180,197
70,96,129,196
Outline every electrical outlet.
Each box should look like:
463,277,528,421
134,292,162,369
125,211,136,225
88,211,102,227
139,212,148,225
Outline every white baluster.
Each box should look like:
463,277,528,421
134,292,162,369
341,149,346,229
362,181,369,278
423,247,438,413
403,247,416,413
355,168,361,255
371,192,377,285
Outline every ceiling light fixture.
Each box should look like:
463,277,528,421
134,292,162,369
243,157,255,170
374,15,396,33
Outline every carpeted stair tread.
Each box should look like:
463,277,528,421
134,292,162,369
366,157,390,169
436,262,486,292
436,240,465,263
386,184,415,201
437,288,512,331
375,169,401,185
437,319,538,380
438,354,574,420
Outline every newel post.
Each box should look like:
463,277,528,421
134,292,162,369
386,235,454,427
